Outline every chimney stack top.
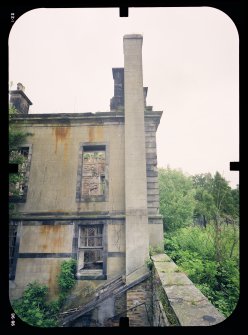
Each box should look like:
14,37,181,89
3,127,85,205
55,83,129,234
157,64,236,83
123,34,143,40
17,83,25,91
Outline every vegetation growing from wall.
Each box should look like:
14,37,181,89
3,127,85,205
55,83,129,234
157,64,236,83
57,259,77,306
159,168,239,317
9,105,32,212
11,259,77,327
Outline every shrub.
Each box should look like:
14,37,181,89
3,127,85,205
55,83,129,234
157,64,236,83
164,226,239,317
145,257,154,270
11,259,77,326
12,282,58,327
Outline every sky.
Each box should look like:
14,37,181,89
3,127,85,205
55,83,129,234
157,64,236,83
9,7,239,188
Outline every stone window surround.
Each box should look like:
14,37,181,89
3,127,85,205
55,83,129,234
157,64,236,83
78,225,103,271
9,143,32,203
76,142,109,203
73,221,108,280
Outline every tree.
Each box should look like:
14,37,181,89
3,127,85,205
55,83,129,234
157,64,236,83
192,172,239,227
192,173,215,227
158,167,196,231
192,172,239,263
161,170,239,317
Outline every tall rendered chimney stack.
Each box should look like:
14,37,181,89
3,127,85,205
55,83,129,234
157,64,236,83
123,34,149,276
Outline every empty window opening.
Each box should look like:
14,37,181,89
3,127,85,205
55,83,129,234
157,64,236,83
9,146,30,197
19,147,29,158
78,225,103,272
82,149,106,197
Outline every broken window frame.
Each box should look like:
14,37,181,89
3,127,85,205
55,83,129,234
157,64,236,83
9,144,32,202
76,143,109,202
77,224,104,275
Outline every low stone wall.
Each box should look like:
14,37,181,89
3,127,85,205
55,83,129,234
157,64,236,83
151,254,225,326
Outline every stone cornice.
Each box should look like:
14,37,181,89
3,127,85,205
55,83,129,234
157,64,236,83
10,211,163,221
10,110,163,126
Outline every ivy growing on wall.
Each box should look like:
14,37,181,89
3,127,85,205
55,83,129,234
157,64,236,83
57,259,77,306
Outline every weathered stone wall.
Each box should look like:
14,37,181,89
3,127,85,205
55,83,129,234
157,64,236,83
19,225,73,253
126,277,153,326
10,257,69,300
145,116,164,248
10,219,126,300
94,295,127,327
9,114,163,310
13,117,125,214
10,109,163,307
10,114,128,301
107,219,125,278
152,295,169,326
114,293,127,317
145,120,159,216
151,254,225,326
148,217,164,248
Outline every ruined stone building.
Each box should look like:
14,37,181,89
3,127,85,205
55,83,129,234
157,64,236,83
9,35,224,327
9,34,164,326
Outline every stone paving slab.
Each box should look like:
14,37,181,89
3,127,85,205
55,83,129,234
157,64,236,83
169,298,225,326
165,283,209,303
159,271,193,287
154,261,178,273
151,253,171,262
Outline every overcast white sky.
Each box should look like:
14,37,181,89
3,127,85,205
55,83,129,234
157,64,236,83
9,7,239,188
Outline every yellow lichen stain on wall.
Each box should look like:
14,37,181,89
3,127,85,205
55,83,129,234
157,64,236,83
88,126,104,142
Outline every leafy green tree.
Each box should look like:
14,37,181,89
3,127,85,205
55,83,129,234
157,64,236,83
192,172,239,226
212,172,234,216
158,167,196,231
160,169,239,318
192,173,215,227
230,186,239,218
